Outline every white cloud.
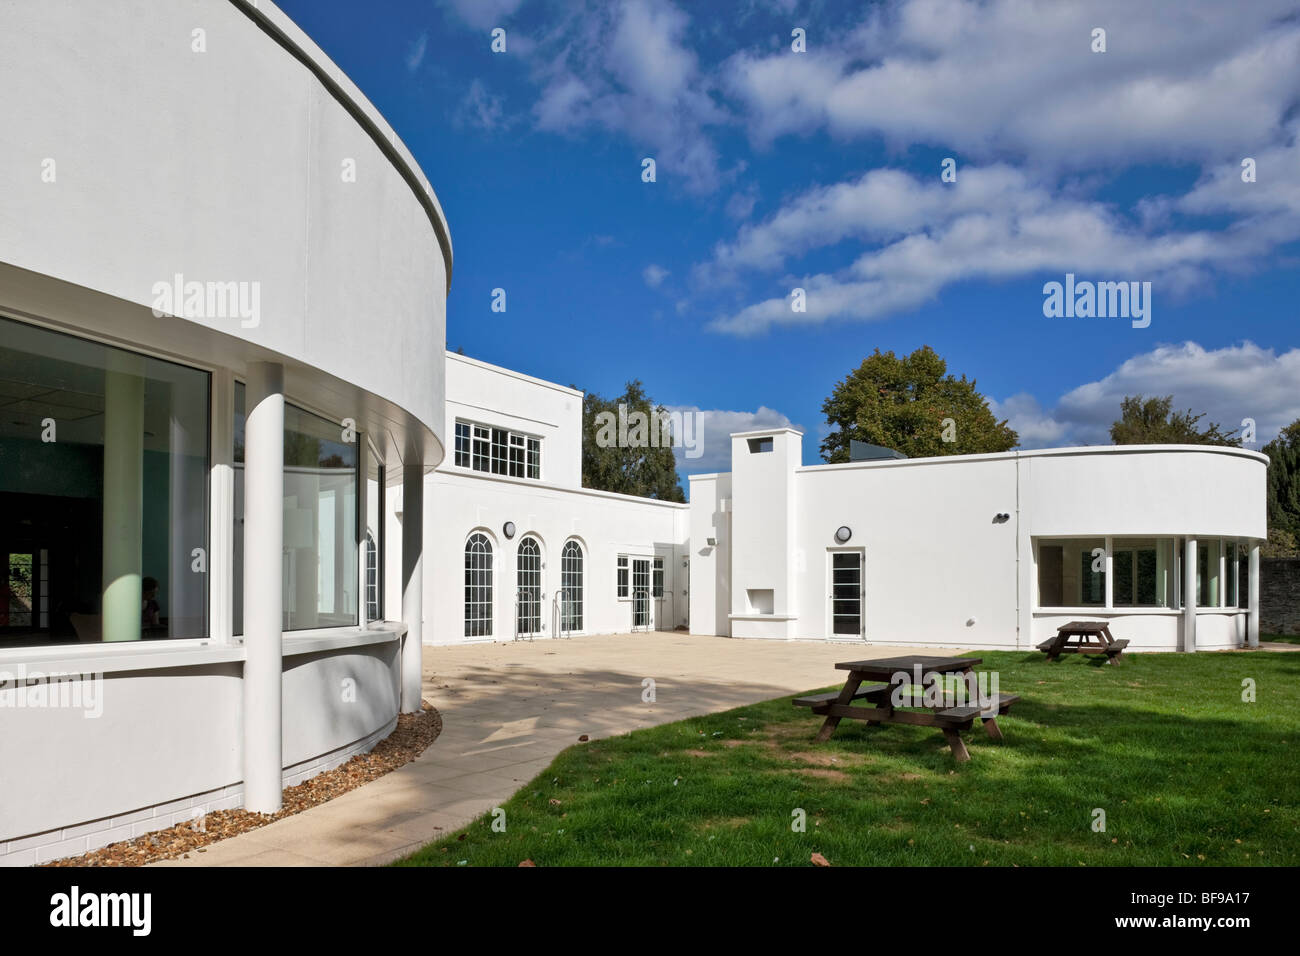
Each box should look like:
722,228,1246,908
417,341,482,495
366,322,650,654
528,0,729,192
405,32,429,73
987,393,1070,449
724,184,759,221
1001,342,1300,449
442,0,527,31
666,404,797,474
642,263,670,288
456,79,513,131
726,0,1300,170
703,161,1287,335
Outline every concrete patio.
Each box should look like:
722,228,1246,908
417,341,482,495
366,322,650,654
158,633,962,867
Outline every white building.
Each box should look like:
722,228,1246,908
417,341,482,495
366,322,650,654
689,429,1267,652
413,353,690,645
0,0,1267,866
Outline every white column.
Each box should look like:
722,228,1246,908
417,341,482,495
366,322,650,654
1248,542,1260,648
168,381,206,638
209,370,235,643
1103,536,1114,610
357,441,370,628
1182,537,1197,653
102,358,145,643
242,361,284,814
400,459,424,713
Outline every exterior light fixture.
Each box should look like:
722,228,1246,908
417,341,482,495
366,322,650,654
993,513,1011,523
835,526,852,543
503,521,516,539
706,536,717,546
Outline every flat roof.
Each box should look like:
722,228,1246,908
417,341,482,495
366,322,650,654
447,351,585,398
796,443,1271,475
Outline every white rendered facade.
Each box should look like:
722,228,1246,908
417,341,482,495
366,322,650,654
0,1,449,863
410,354,690,646
689,429,1267,652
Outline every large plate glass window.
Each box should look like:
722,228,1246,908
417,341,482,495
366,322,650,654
0,316,209,647
1036,537,1106,607
234,385,359,632
1112,538,1175,608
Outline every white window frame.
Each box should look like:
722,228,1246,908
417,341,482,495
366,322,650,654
454,417,542,481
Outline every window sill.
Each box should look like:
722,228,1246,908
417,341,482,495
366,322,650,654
276,621,407,657
0,624,407,676
0,639,243,677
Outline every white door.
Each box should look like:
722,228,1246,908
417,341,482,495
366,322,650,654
632,558,652,630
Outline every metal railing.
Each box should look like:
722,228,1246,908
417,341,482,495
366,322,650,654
551,589,575,639
514,586,541,642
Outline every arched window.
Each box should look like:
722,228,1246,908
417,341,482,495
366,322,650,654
516,536,542,636
561,540,584,633
364,531,380,622
465,533,493,637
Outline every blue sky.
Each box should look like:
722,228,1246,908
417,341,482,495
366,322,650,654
278,0,1300,477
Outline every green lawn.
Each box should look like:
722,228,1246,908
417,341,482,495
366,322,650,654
1263,633,1300,645
396,650,1300,867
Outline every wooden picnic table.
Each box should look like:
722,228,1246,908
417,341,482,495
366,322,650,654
1037,621,1128,664
793,655,1019,762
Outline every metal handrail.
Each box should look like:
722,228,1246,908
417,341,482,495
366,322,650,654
514,585,540,642
551,589,574,639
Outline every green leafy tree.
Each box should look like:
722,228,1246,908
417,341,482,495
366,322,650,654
1109,395,1241,446
820,345,1017,462
1264,418,1300,540
581,380,686,502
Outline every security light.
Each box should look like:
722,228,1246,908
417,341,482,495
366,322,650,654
706,536,717,546
835,526,852,543
503,521,516,539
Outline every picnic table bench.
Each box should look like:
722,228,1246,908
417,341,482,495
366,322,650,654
1037,621,1129,664
793,655,1019,762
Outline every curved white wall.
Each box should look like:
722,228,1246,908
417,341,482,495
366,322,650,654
0,638,400,863
0,0,448,863
0,0,450,460
1021,446,1267,538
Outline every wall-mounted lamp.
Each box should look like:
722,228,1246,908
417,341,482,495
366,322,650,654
503,521,516,539
992,513,1011,524
706,536,717,546
834,526,853,543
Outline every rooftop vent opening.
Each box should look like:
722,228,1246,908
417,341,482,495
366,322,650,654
748,437,774,454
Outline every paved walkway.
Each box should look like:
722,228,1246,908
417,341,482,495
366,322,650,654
159,633,958,867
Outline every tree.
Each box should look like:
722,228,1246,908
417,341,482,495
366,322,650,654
1109,395,1241,446
820,345,1017,462
581,380,686,502
1264,418,1300,540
